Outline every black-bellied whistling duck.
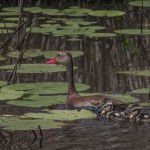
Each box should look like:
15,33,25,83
46,51,127,108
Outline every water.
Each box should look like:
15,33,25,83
0,0,150,149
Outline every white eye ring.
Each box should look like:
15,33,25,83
57,53,61,57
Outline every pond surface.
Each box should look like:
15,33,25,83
0,0,150,149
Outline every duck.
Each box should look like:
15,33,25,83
46,51,128,108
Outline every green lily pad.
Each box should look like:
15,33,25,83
0,23,17,28
24,7,42,14
0,89,24,100
114,29,150,35
7,49,43,58
2,7,19,12
63,8,92,17
86,33,117,38
129,1,150,7
67,38,81,41
26,27,56,34
104,94,139,103
89,10,125,17
65,20,96,26
25,109,96,121
139,102,150,107
4,17,27,22
0,12,19,16
0,81,7,87
0,29,13,34
42,8,64,16
0,116,65,131
43,51,84,59
0,64,74,73
0,55,7,61
7,95,67,107
2,82,89,94
131,88,149,94
116,70,150,77
82,26,105,30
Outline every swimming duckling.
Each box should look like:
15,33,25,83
99,98,127,119
130,104,150,122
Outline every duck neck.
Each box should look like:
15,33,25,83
66,57,80,102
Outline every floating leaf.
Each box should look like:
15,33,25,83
0,64,74,73
0,23,17,28
116,70,150,77
7,95,67,107
63,8,92,17
2,7,19,12
42,9,64,16
0,81,7,87
0,55,7,61
67,38,81,41
140,103,150,107
2,82,89,94
0,89,24,100
65,20,96,26
26,27,56,34
25,109,96,121
0,29,13,34
104,94,139,103
43,50,84,59
89,10,125,17
0,12,19,16
86,33,117,38
4,17,26,22
24,7,42,13
129,1,150,7
0,116,65,131
114,29,150,35
131,88,149,94
7,49,43,58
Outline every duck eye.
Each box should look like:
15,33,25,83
57,54,61,57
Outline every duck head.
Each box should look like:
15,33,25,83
46,51,72,65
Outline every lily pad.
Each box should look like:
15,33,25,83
42,9,64,16
89,10,125,17
0,12,19,16
0,64,74,73
63,8,92,17
86,33,117,38
114,29,150,35
24,7,42,14
0,116,65,131
0,81,7,87
0,23,17,28
67,38,81,41
4,17,26,22
116,70,150,77
0,89,24,100
139,102,150,107
131,88,149,94
2,82,89,94
0,55,7,61
25,109,96,121
26,27,56,34
104,94,139,103
2,7,19,12
7,49,43,58
0,29,13,34
43,51,84,59
65,20,96,26
129,1,150,7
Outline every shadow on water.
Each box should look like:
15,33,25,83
0,0,150,149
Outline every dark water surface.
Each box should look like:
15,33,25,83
0,0,150,150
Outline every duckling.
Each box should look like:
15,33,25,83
99,98,125,119
129,104,142,122
130,104,150,122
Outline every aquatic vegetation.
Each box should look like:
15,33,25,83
129,1,150,7
0,81,7,87
131,88,149,94
114,29,150,35
0,23,17,28
7,49,43,58
103,94,139,103
0,64,70,73
0,55,7,61
0,89,24,101
86,33,117,38
89,10,125,17
116,70,150,77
